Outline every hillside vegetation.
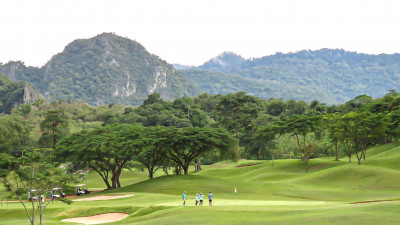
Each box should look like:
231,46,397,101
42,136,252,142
0,33,199,106
0,73,41,114
180,49,400,104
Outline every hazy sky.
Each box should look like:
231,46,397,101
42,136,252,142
1,0,400,67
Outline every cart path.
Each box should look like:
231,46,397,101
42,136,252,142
2,190,105,203
73,194,134,201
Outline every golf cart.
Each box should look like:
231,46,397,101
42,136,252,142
28,189,38,201
50,187,66,199
75,184,90,196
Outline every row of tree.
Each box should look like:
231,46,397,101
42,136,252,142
56,124,235,189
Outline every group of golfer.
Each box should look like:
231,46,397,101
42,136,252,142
182,191,213,206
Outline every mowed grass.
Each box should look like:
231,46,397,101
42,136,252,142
2,142,400,224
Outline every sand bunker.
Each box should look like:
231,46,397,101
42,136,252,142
74,194,133,201
62,213,129,224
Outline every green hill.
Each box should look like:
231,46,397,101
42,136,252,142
0,73,41,113
105,142,400,204
180,49,400,104
0,33,200,106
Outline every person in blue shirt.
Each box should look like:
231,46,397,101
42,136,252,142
208,192,213,206
195,193,199,206
182,191,187,206
199,192,204,206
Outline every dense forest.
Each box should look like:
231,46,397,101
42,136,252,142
179,50,400,104
2,90,400,184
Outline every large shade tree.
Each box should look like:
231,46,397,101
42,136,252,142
214,91,262,159
39,109,69,150
56,124,142,189
163,127,235,175
129,126,169,179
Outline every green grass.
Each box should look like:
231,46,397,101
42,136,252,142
2,142,400,224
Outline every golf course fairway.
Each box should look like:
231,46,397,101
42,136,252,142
2,142,400,224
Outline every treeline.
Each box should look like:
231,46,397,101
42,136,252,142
2,90,400,191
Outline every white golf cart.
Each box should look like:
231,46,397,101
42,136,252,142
75,184,90,196
50,187,66,199
28,189,38,201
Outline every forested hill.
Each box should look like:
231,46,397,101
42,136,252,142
0,33,200,106
178,49,400,104
0,73,41,114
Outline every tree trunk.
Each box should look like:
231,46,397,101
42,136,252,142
295,134,301,148
255,151,259,160
163,166,169,175
335,141,339,161
148,165,154,179
195,159,202,172
235,127,240,160
271,149,274,167
111,168,117,189
183,160,189,175
40,208,43,225
52,123,56,150
355,151,361,165
305,158,309,173
117,178,121,188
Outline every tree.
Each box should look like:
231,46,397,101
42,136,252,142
0,115,32,156
354,112,390,163
335,111,389,165
56,124,142,189
324,113,341,161
163,127,235,175
214,92,262,159
143,93,164,106
0,149,74,225
299,143,318,173
131,126,168,179
275,114,321,148
256,124,278,166
39,110,69,150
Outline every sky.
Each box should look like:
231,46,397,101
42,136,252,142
1,0,400,67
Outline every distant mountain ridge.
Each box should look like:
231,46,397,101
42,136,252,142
0,33,200,106
180,49,400,104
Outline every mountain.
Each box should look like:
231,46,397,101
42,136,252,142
0,73,41,114
0,33,200,106
180,49,400,104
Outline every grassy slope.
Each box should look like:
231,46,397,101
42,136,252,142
2,142,400,224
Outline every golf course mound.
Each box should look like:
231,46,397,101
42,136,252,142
74,194,134,201
309,163,327,170
61,212,129,224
